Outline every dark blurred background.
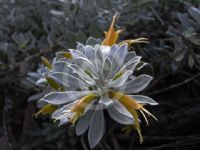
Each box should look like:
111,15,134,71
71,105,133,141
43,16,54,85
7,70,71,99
1,0,200,149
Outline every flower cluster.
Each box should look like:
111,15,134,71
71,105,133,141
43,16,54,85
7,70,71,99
38,14,158,149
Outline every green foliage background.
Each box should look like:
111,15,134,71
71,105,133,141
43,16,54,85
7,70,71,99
1,0,200,149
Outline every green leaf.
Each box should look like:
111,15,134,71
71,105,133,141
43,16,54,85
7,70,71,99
76,31,87,43
89,20,101,38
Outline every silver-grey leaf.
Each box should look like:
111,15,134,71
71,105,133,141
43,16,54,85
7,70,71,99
108,100,134,125
99,95,113,106
109,44,119,60
86,37,100,46
129,95,158,105
114,44,128,65
76,42,86,54
35,78,47,85
188,7,200,24
74,57,98,77
76,110,94,136
69,49,86,59
85,45,96,63
103,57,112,79
48,72,87,89
95,46,104,76
52,61,70,72
109,44,128,78
41,91,90,105
120,56,141,72
28,90,48,101
125,51,137,62
88,107,105,149
109,70,133,87
68,64,95,85
118,74,153,94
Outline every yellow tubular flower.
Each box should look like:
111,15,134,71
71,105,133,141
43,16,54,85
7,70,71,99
127,108,143,144
46,77,61,90
109,91,143,110
70,93,97,124
102,13,125,46
109,92,157,121
109,91,157,143
34,104,57,118
41,56,52,69
62,52,72,59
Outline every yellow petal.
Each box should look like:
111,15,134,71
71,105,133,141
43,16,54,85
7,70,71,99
69,93,97,124
62,52,72,59
109,91,143,110
70,93,97,113
108,91,158,143
46,77,61,90
34,104,57,118
41,56,52,69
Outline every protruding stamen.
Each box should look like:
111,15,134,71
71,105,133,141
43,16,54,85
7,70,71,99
140,110,149,126
33,104,57,118
110,13,118,29
137,129,144,144
142,108,158,121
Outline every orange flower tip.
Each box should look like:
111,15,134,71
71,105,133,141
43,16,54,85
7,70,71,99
63,52,72,59
102,13,122,46
110,12,119,29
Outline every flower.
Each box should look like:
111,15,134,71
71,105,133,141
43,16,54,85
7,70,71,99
39,14,158,149
102,13,149,46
